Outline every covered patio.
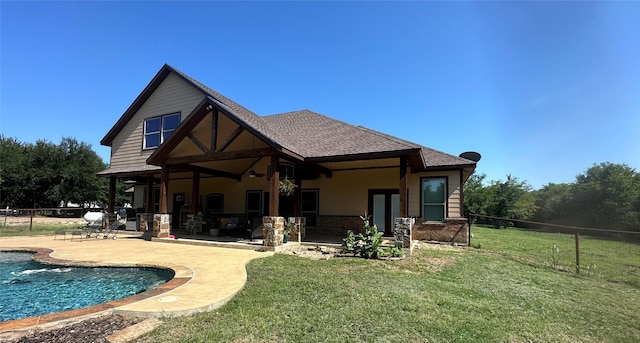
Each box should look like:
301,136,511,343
98,65,476,250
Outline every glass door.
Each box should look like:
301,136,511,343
369,190,400,235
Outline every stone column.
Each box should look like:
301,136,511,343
137,213,152,232
394,217,415,256
153,214,171,238
262,216,285,248
287,217,306,242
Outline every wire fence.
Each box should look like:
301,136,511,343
468,214,640,285
1,207,85,231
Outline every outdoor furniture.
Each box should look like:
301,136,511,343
54,230,67,240
249,217,263,240
70,230,84,241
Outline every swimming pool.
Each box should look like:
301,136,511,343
0,251,174,322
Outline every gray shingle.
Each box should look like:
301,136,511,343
263,110,473,167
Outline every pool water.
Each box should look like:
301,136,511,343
0,251,174,322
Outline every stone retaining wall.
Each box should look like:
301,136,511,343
394,217,414,256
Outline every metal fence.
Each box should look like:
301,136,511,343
468,214,640,283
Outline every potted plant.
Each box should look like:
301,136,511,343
279,177,297,196
210,218,220,237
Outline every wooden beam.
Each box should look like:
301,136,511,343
211,110,218,151
164,147,274,165
160,167,169,214
178,164,241,181
216,126,244,152
187,133,210,154
399,156,408,217
145,176,153,213
269,155,280,216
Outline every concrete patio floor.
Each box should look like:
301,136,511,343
0,233,272,335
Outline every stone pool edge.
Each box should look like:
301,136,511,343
0,247,192,335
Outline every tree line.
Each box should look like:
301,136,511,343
0,136,127,209
2,135,639,232
464,162,640,233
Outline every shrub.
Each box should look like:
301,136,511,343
341,214,384,259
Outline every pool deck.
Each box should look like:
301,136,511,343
0,233,273,335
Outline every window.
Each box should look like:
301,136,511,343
144,113,180,149
422,177,446,222
205,193,224,212
267,162,295,180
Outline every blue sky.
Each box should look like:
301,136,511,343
2,1,639,190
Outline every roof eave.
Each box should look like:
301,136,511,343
305,149,422,164
147,97,304,166
101,64,217,147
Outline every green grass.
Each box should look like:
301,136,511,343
471,225,640,287
0,220,84,237
136,227,640,343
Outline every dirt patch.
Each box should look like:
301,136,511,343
283,246,340,260
4,315,145,343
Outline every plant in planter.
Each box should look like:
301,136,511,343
279,177,297,197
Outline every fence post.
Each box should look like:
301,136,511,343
575,229,580,274
30,209,34,231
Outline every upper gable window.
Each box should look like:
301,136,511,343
144,113,180,149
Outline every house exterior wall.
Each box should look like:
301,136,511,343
109,73,204,169
132,167,464,217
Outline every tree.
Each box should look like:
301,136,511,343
463,173,493,217
571,162,640,231
464,173,537,227
0,136,120,209
488,175,537,227
531,183,573,225
54,137,109,207
0,136,30,207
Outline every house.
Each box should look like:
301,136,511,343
98,64,478,245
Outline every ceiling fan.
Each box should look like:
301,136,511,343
248,168,265,178
247,136,265,178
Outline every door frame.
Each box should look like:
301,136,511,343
367,189,399,235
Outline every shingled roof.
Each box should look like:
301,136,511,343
263,110,474,168
103,64,476,171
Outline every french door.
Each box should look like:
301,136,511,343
368,190,399,235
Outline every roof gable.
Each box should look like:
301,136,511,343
102,65,476,172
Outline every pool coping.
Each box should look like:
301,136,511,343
0,247,192,335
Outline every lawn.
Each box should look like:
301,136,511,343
0,222,84,237
136,226,640,343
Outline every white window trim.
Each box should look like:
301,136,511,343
143,112,181,149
